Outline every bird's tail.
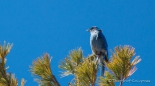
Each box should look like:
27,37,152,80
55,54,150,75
99,55,105,76
101,64,105,76
105,52,109,62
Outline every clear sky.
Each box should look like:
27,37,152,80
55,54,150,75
0,0,155,86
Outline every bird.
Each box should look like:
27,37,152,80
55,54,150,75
87,26,108,76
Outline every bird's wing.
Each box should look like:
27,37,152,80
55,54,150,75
97,33,108,49
97,32,109,61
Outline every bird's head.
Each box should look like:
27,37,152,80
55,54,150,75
86,26,102,34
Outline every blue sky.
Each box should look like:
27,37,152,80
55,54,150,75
0,0,155,86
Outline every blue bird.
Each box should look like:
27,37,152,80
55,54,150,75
87,26,108,76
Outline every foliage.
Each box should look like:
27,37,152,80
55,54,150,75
30,53,60,86
59,49,98,86
0,41,141,86
98,71,116,86
59,48,83,77
0,42,25,86
59,46,141,86
104,45,141,86
74,56,98,86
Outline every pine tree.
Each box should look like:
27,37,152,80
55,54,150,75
0,42,141,86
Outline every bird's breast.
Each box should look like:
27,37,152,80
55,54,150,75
90,34,107,53
90,35,101,51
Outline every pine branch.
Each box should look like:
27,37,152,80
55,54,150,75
59,48,99,86
105,45,141,86
20,78,26,86
59,48,83,77
30,53,60,86
0,42,12,85
75,57,98,86
0,42,15,86
98,71,116,86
